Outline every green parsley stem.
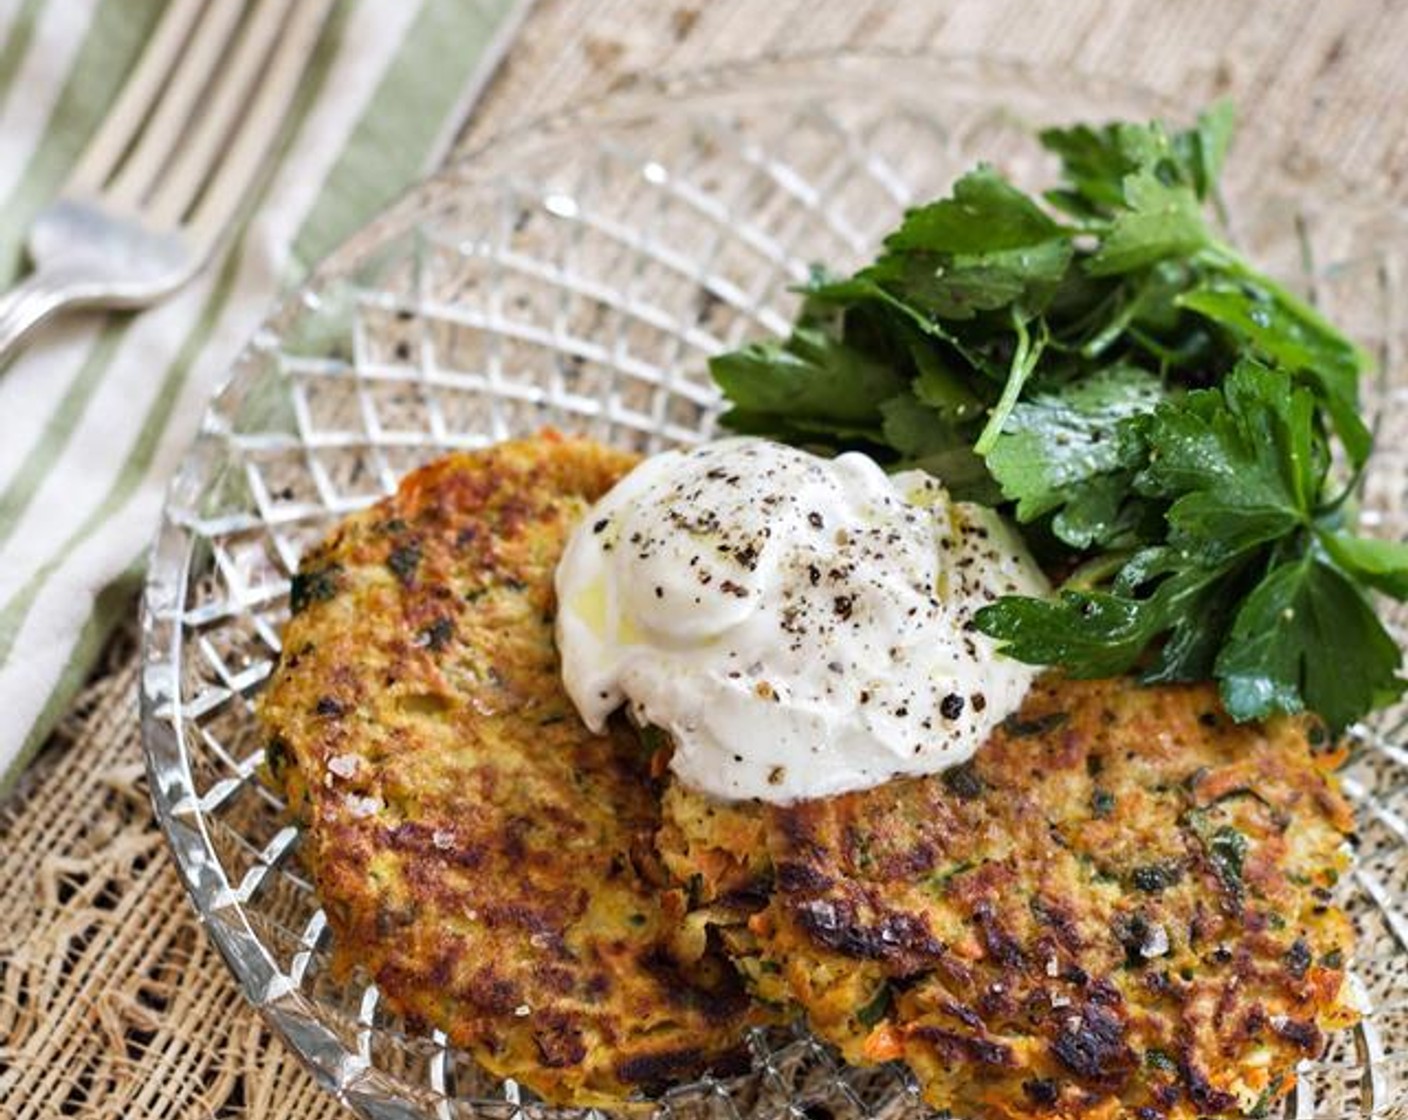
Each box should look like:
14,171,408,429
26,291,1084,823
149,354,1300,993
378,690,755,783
1063,550,1137,591
975,311,1046,455
1204,240,1368,359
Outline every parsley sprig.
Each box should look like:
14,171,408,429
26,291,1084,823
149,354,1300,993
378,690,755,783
709,105,1407,734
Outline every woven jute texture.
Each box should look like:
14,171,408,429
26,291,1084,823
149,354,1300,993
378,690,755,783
4,1,1408,1116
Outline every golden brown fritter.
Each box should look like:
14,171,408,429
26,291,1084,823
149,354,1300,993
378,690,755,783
659,676,1358,1120
258,434,759,1105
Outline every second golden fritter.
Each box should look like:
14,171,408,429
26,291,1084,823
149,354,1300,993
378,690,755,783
659,676,1357,1120
258,434,759,1105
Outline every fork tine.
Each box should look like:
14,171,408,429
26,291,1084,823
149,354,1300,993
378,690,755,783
186,0,335,248
147,0,297,226
104,0,247,209
65,0,206,194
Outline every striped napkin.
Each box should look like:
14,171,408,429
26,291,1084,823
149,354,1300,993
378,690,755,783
0,0,528,790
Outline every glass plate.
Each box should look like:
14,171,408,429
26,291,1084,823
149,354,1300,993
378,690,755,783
141,53,1408,1120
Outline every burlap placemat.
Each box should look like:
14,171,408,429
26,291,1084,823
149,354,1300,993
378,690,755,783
4,1,1406,1115
0,626,346,1117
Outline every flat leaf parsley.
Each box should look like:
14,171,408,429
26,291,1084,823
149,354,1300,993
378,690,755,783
708,104,1407,734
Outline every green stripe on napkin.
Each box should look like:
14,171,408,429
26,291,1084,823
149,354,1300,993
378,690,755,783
0,0,167,287
0,0,530,790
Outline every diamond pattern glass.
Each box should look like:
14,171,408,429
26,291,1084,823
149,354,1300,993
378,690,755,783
142,55,1408,1119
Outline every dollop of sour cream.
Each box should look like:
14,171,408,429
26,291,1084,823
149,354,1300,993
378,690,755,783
555,438,1050,803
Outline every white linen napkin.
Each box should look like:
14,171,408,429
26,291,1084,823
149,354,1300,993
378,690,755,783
0,0,530,789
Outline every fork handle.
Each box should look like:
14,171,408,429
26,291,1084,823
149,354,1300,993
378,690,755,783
0,271,80,364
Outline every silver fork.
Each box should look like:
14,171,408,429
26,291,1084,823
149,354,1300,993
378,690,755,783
0,0,335,361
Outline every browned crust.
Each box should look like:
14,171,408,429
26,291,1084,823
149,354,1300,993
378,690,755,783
258,433,760,1105
661,676,1358,1119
